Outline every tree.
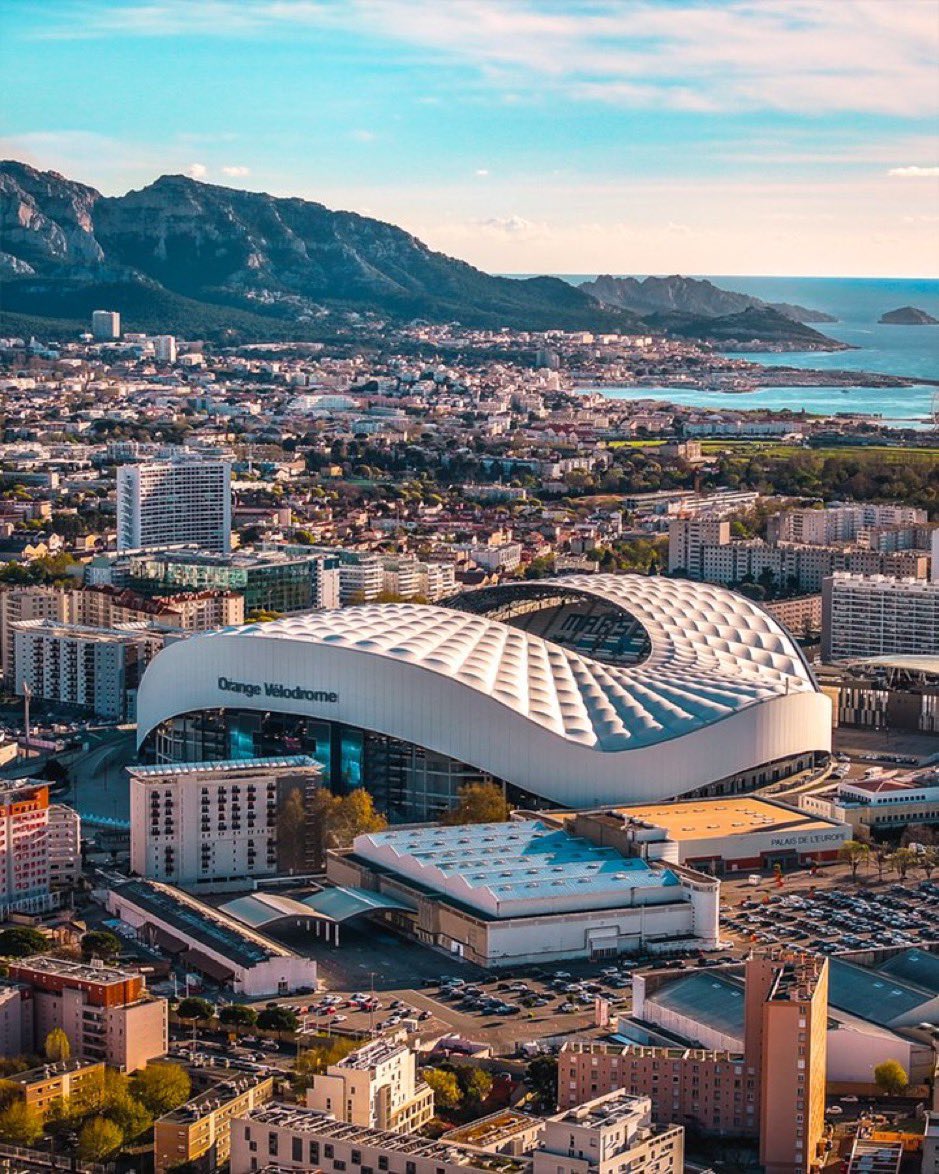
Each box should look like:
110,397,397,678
526,1055,559,1110
330,789,387,847
874,1059,908,1096
921,848,938,880
0,1100,43,1146
80,930,122,963
105,1087,153,1143
219,1004,258,1028
888,847,917,880
44,1027,71,1062
175,997,214,1022
838,840,870,880
130,1063,191,1116
277,785,308,874
257,1006,299,1033
459,1067,493,1103
873,847,888,882
442,782,510,826
0,927,46,958
423,1068,462,1109
77,1116,124,1162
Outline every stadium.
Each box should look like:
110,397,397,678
135,574,832,820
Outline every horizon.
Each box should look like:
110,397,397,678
1,0,937,279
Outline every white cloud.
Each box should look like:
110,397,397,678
185,162,208,179
888,165,939,177
35,0,939,117
351,129,376,143
475,168,489,177
221,165,250,177
476,215,550,240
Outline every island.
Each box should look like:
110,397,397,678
879,305,939,325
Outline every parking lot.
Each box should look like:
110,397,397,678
721,879,939,954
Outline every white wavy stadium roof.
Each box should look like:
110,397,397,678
137,574,831,806
227,574,816,751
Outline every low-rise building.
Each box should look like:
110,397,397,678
154,1070,274,1174
106,879,318,996
327,819,720,967
6,956,168,1073
5,1059,105,1118
305,1039,434,1133
560,799,850,876
535,1092,683,1174
800,769,939,835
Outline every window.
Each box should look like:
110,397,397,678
268,1133,278,1157
325,1144,334,1159
293,1138,303,1163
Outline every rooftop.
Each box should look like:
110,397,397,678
127,755,318,779
9,955,140,987
161,1072,272,1125
241,1104,528,1173
7,1059,103,1086
442,1111,538,1149
112,880,295,970
355,820,679,916
335,1038,408,1070
646,971,746,1042
559,796,837,842
828,957,939,1028
876,949,939,997
555,1091,650,1128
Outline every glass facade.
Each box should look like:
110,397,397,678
145,708,499,823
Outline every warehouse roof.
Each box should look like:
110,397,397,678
353,820,679,918
645,971,746,1043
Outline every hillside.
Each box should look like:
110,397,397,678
580,274,836,324
0,161,638,334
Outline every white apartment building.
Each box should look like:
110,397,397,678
0,586,69,683
91,310,120,340
775,504,928,546
677,525,926,593
381,557,422,600
116,457,232,553
152,335,177,363
129,756,321,889
667,518,730,578
336,553,384,603
12,620,166,719
48,803,81,889
419,561,457,601
459,541,523,574
821,573,939,662
306,1039,434,1133
535,1093,683,1174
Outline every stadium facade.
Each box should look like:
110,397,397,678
135,575,831,820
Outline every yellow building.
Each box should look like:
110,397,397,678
154,1071,274,1174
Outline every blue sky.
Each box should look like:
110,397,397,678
1,0,937,276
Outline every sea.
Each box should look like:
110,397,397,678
549,276,939,427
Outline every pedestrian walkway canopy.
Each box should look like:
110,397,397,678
220,886,412,930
